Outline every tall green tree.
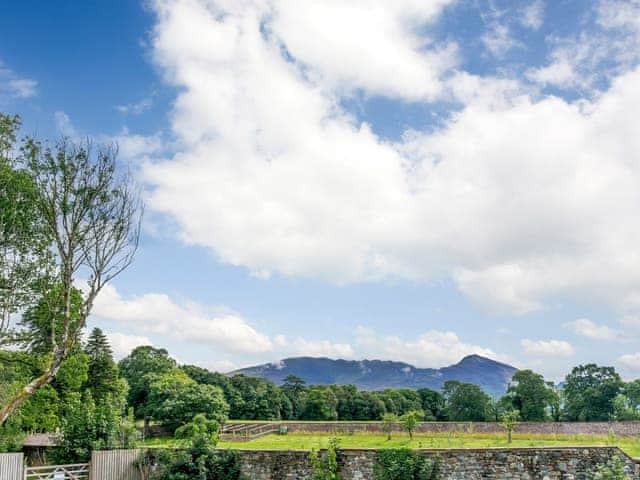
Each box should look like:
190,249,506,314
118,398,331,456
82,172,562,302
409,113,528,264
443,381,491,421
0,123,143,426
504,370,555,421
147,369,229,431
563,364,623,421
0,114,50,342
118,346,176,419
84,328,123,404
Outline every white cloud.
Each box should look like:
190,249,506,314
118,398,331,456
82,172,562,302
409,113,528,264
54,111,79,138
529,1,640,92
105,331,154,360
354,326,505,368
143,0,640,318
0,62,37,100
481,23,518,58
521,339,574,357
270,0,457,101
526,59,576,88
54,111,163,161
618,352,640,374
563,318,620,341
290,338,355,359
116,97,153,115
597,0,640,35
92,284,273,354
195,359,237,373
519,0,545,30
107,127,164,160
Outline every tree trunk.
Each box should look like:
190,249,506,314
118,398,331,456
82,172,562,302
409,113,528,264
0,357,63,426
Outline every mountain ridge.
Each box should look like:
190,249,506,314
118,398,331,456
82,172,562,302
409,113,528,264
232,354,517,397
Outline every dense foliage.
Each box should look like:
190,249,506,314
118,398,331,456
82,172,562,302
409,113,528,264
310,437,340,480
374,449,440,480
152,418,244,480
112,346,640,427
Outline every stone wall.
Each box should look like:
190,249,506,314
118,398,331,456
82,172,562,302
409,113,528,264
224,421,640,437
237,447,640,480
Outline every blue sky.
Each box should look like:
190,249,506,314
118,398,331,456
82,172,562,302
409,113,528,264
2,0,640,380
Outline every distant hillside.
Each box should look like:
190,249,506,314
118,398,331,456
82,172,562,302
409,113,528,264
232,354,517,397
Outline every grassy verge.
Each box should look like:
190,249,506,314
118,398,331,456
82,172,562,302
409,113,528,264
142,431,640,457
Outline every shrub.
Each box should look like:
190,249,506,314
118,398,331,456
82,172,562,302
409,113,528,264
152,448,244,480
591,456,631,480
310,437,340,480
374,449,440,480
152,414,244,480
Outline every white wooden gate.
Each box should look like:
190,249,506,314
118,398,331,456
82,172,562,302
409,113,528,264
23,463,89,480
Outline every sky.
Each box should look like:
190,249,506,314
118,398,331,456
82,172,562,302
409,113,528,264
2,0,640,381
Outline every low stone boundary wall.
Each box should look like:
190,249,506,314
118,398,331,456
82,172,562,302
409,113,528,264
220,421,640,437
238,447,640,480
95,447,640,479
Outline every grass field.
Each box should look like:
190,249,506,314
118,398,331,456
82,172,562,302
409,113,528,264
143,431,640,457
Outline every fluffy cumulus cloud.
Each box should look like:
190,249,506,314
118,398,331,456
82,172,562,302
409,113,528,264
563,318,620,341
355,326,505,368
142,0,640,319
618,352,640,374
521,339,574,357
92,284,273,354
105,332,154,360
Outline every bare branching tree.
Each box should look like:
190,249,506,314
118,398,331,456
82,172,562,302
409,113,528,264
0,137,143,426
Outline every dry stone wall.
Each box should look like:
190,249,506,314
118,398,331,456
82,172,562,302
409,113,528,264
237,447,640,480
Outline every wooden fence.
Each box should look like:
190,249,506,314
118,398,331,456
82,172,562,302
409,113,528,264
0,452,23,480
90,449,142,480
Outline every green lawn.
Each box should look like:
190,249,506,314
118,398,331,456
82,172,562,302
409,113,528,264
143,432,640,457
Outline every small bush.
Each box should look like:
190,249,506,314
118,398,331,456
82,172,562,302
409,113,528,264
590,456,631,480
310,437,340,480
374,449,440,480
152,448,244,480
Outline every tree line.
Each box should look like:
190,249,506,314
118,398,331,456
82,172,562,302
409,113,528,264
117,345,640,430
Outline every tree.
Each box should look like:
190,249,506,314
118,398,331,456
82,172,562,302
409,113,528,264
381,413,399,441
443,381,491,421
400,410,423,440
52,391,120,463
84,328,123,404
500,409,520,444
282,374,307,419
1,134,142,426
612,394,638,421
418,388,446,421
303,387,338,421
505,370,554,421
118,346,176,419
0,114,49,341
563,364,623,421
147,370,229,431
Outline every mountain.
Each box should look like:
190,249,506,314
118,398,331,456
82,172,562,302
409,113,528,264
232,354,517,397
